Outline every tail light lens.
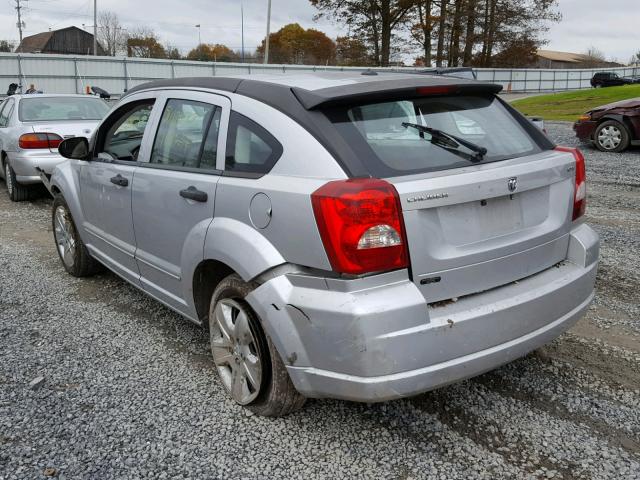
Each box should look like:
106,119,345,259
555,146,586,220
311,178,409,275
19,133,63,150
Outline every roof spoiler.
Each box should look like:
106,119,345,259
292,81,503,110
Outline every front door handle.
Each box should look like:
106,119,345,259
110,174,129,187
179,186,208,203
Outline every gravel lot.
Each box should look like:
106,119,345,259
1,122,639,479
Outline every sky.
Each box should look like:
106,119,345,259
1,0,638,63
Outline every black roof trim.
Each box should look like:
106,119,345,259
292,79,503,110
124,77,244,97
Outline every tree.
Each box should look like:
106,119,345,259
165,44,182,60
582,46,606,68
405,0,560,68
98,11,126,56
336,36,372,66
630,50,640,66
0,40,15,53
187,44,238,62
310,0,415,66
490,37,537,67
126,28,167,59
257,23,336,65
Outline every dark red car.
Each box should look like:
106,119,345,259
574,98,640,152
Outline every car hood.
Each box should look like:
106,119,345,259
589,97,640,114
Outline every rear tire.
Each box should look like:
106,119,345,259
4,161,33,202
594,120,630,153
209,274,306,417
52,195,102,277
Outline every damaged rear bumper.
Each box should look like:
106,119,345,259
246,224,599,403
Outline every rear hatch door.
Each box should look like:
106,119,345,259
391,150,576,302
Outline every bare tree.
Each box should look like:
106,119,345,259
98,11,127,56
582,46,606,68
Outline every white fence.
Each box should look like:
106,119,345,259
1,52,639,96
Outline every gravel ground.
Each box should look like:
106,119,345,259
1,122,639,479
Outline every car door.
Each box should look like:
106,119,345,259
79,92,162,285
131,91,229,316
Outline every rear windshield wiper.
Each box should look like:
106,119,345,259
402,122,488,162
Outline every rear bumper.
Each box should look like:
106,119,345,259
7,150,65,184
247,224,599,403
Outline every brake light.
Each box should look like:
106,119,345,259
555,146,586,220
19,133,63,149
416,86,456,96
311,178,409,275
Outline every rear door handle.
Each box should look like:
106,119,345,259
110,174,129,187
179,186,208,203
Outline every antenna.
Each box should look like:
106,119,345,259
15,0,26,44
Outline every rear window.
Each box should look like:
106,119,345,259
326,95,542,177
19,97,110,122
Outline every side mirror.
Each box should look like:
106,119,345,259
58,137,90,160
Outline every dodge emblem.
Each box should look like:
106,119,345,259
508,177,518,192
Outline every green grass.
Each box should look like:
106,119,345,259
511,85,640,122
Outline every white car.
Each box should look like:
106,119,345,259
0,94,110,201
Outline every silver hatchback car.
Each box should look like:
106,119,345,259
0,94,109,201
49,74,599,416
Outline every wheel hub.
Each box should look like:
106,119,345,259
210,299,263,405
598,126,622,150
53,206,76,268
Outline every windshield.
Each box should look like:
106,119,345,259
327,95,541,177
19,97,110,122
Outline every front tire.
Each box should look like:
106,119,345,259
209,274,306,417
4,161,32,202
594,120,630,152
52,195,101,277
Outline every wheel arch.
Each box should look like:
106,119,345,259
189,218,286,324
192,259,236,325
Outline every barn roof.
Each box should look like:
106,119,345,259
15,26,104,55
15,31,55,53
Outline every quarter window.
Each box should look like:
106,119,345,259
150,99,220,170
225,112,282,175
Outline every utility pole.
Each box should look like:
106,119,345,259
241,2,245,63
93,0,97,55
264,0,271,64
15,0,26,44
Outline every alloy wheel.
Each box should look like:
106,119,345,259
53,206,77,268
210,298,263,405
597,125,622,150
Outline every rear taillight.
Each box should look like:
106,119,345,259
311,178,409,275
555,146,586,220
19,133,63,150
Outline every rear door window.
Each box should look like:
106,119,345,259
150,99,221,170
326,95,541,177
